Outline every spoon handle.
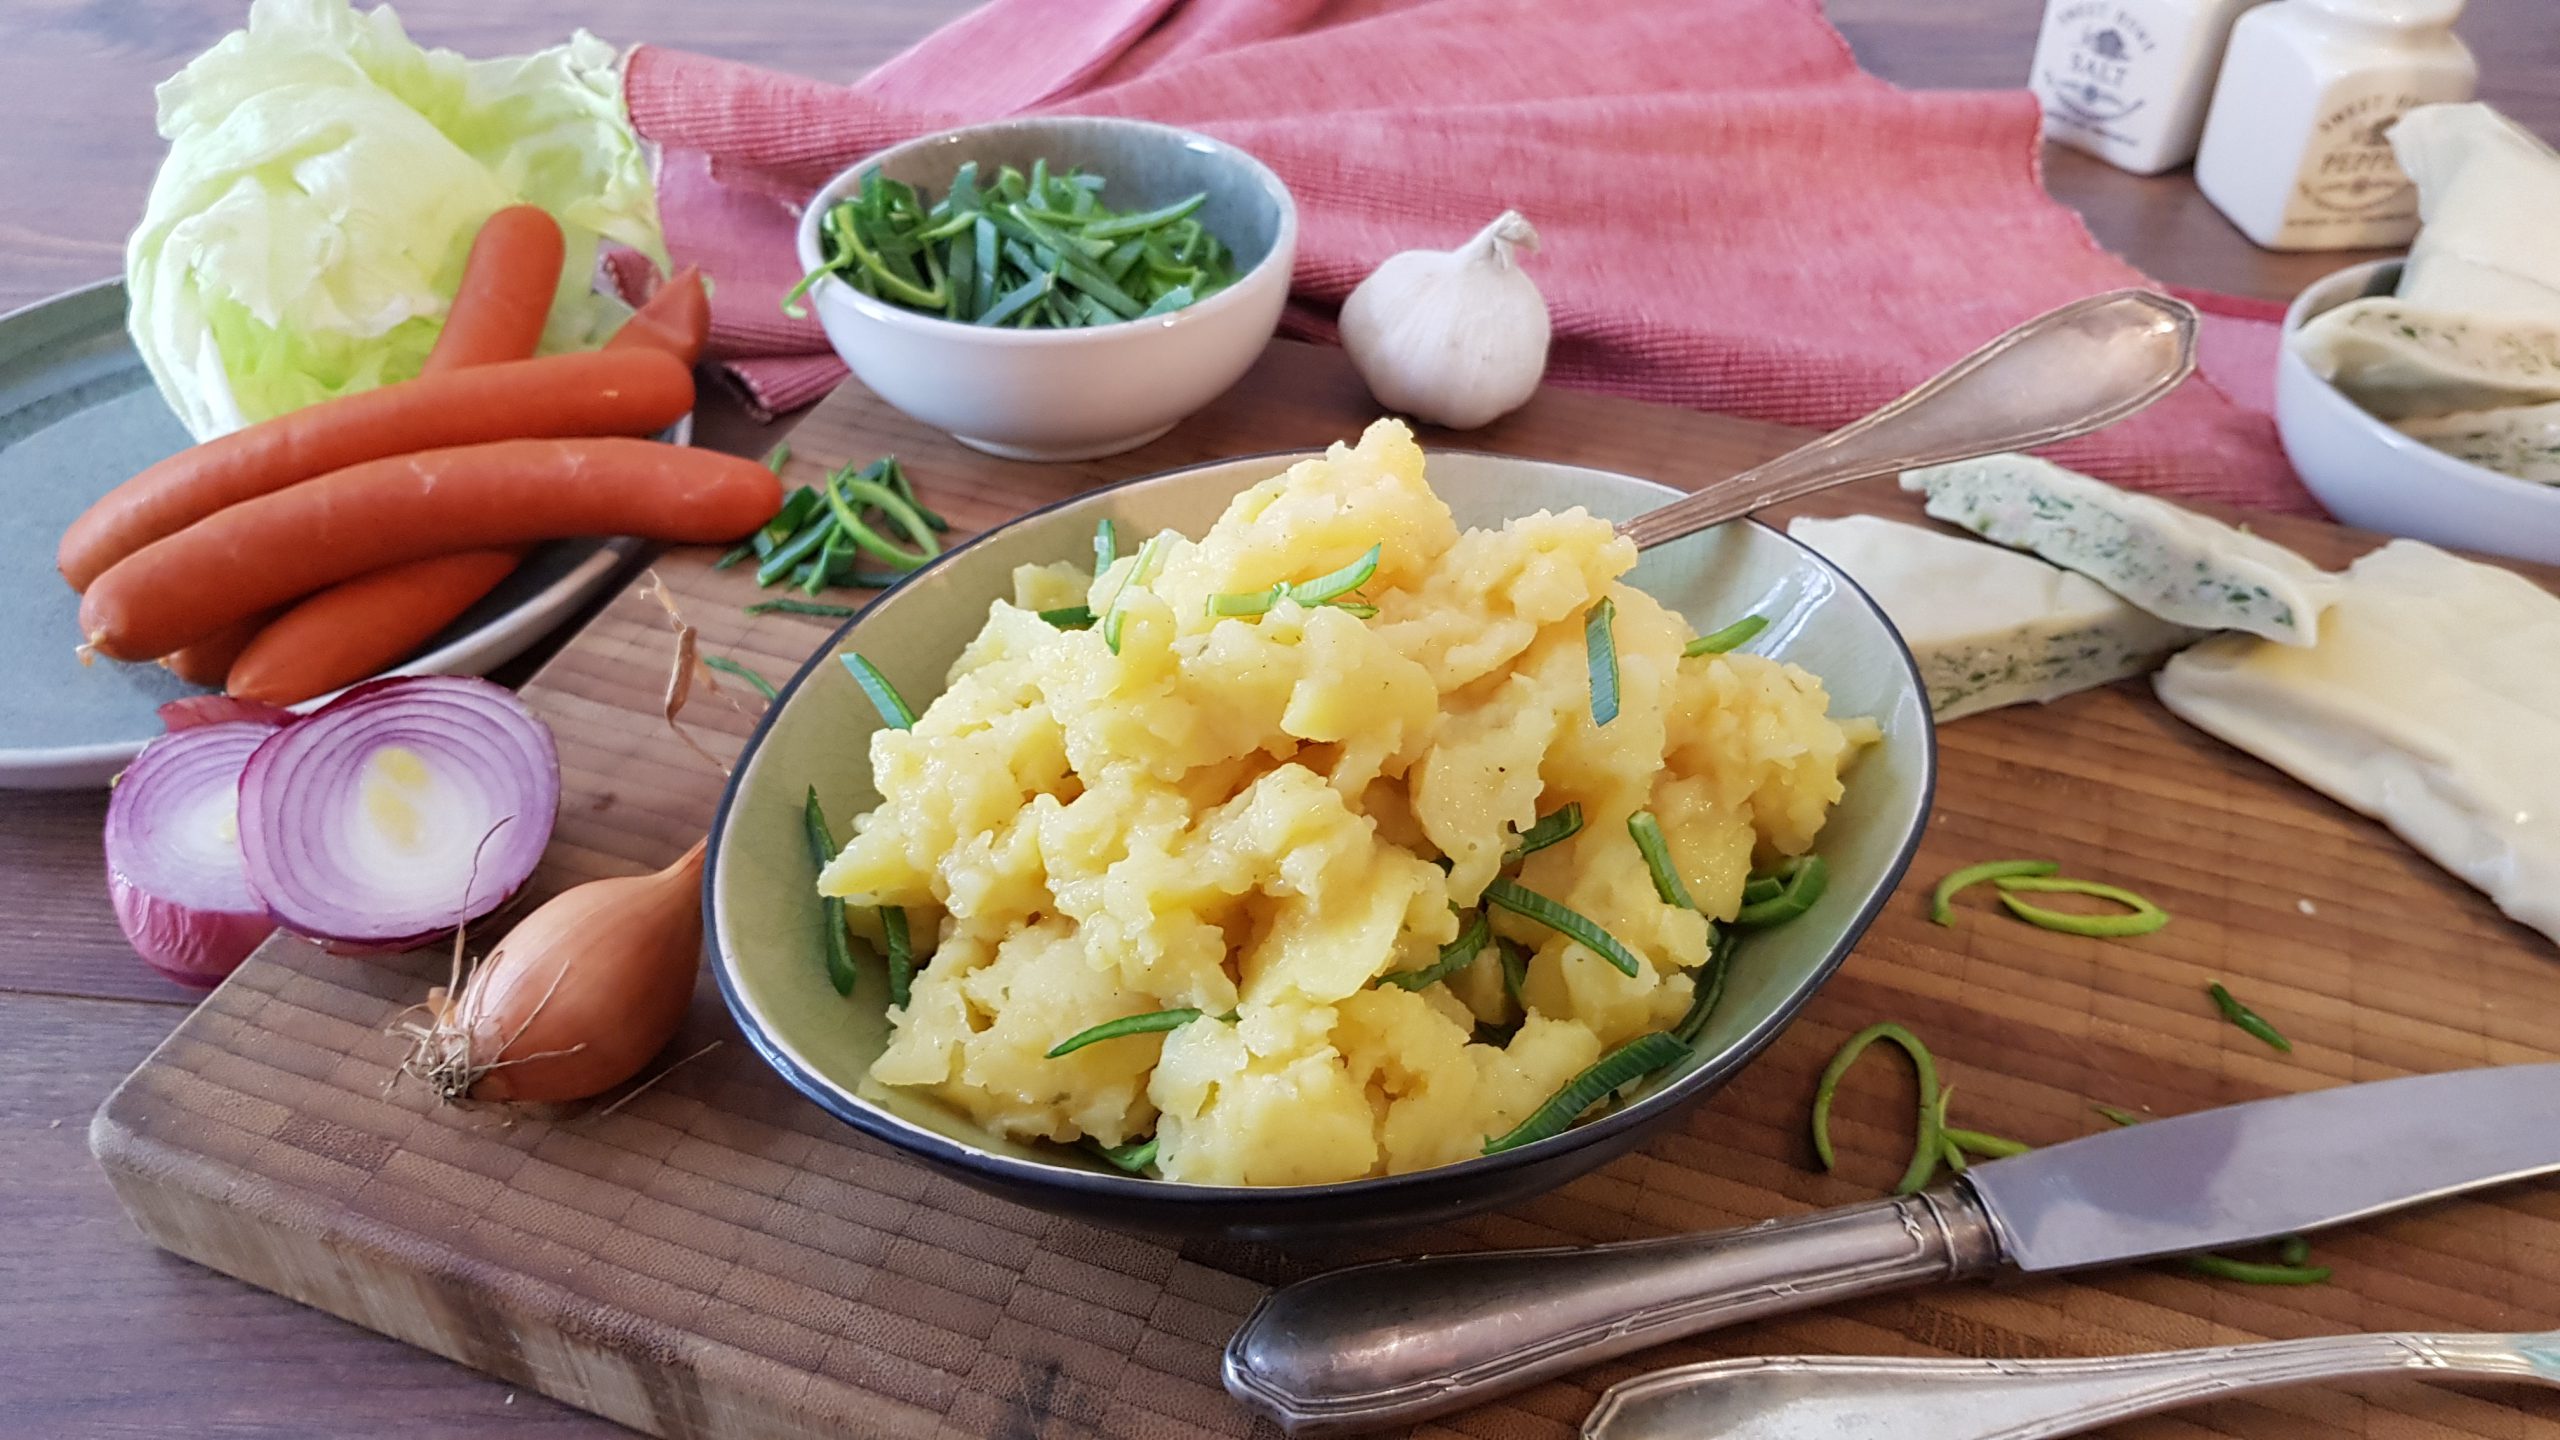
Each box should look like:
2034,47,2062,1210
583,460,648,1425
1581,1331,2560,1440
1617,289,2197,552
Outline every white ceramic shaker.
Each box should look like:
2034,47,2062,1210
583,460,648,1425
2193,0,2478,250
2030,0,2273,175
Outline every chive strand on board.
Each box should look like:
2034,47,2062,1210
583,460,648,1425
701,655,777,701
1930,858,2060,925
746,598,864,619
1996,875,2169,938
1483,1031,1687,1154
1811,1021,1943,1196
2209,981,2294,1052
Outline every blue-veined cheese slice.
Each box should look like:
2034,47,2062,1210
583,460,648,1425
1901,453,2340,647
1790,514,2199,723
2155,539,2560,949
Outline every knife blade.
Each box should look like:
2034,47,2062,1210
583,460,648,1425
1222,1063,2560,1436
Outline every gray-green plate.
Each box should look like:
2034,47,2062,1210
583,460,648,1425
0,279,659,790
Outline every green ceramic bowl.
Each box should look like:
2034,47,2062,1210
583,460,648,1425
706,451,1934,1242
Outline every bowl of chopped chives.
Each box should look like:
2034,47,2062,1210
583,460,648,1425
791,116,1297,463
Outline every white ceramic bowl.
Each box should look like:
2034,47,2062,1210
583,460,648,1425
2276,259,2560,565
795,117,1297,462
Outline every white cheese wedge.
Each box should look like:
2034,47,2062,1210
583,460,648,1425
2391,103,2560,327
2396,400,2560,484
1790,515,2199,722
2290,298,2560,421
2156,540,2560,949
1901,453,2340,647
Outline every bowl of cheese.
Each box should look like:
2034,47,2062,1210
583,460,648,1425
706,422,1933,1241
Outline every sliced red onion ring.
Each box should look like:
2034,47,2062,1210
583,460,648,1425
159,695,296,732
105,720,280,987
238,675,561,950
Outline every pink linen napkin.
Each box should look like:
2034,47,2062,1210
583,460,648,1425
614,0,2310,513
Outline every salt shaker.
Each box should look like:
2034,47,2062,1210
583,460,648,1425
2193,0,2478,250
2029,0,2272,175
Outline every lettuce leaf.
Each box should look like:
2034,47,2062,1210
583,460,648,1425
126,0,667,438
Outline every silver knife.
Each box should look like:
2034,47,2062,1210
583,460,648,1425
1222,1063,2560,1436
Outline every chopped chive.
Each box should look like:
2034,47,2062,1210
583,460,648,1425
2182,1253,2332,1285
755,513,837,587
1483,877,1643,977
2278,1235,2313,1267
1289,543,1381,606
1995,876,2168,937
1736,855,1827,927
1498,936,1530,1009
1683,614,1768,656
1377,910,1491,991
1505,804,1584,865
1942,1126,2032,1159
1093,518,1121,573
882,905,914,1008
702,655,777,701
1741,871,1786,905
2092,1103,2147,1128
802,788,857,998
761,440,793,473
1484,1031,1688,1153
1207,584,1285,618
1934,1085,1969,1173
1102,534,1167,655
1811,1021,1943,1197
1584,597,1620,726
1329,602,1379,619
1084,1135,1158,1173
746,598,863,618
2208,981,2293,1053
1930,858,2060,925
1047,1007,1205,1058
1038,605,1096,629
841,653,917,729
1671,925,1736,1046
1627,812,1698,909
1079,191,1207,240
824,471,939,571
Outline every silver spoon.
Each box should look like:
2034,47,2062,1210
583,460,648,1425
1618,288,2197,551
1582,1330,2560,1440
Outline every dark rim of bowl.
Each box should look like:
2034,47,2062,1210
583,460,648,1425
702,448,1938,1206
795,116,1299,343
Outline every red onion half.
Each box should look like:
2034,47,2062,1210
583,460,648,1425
159,695,296,732
237,676,560,949
104,720,280,987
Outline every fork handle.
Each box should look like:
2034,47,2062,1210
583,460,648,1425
1581,1332,2556,1440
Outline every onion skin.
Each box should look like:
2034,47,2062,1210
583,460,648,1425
458,840,707,1103
108,870,271,987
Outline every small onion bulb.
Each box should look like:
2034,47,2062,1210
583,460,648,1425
1338,211,1550,430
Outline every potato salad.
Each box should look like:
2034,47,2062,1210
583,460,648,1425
817,421,1872,1185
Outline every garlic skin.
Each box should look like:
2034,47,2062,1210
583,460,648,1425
1339,211,1550,430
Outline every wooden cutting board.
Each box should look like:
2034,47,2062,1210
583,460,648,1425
91,341,2560,1440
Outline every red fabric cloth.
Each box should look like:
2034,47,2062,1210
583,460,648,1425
618,0,2311,513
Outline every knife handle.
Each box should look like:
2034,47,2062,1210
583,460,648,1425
1222,1185,2006,1436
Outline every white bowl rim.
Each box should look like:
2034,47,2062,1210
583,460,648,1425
2279,257,2560,503
791,115,1300,347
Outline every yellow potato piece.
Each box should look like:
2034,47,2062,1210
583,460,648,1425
817,419,1872,1183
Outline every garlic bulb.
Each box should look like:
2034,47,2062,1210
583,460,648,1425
1339,211,1550,431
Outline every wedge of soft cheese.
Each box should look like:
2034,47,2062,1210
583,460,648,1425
2397,400,2560,484
1790,514,2199,722
2290,298,2560,421
2156,540,2560,948
1901,454,2340,647
2391,103,2560,327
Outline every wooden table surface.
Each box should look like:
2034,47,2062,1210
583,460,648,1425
3,3,2553,1436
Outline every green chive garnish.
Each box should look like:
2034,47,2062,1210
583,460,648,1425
2208,981,2293,1053
841,653,916,730
1811,1021,1943,1197
1736,855,1827,927
1208,585,1285,618
1929,858,2060,925
1505,805,1584,865
1499,936,1530,1009
1585,597,1620,726
2092,1103,2147,1128
1483,1031,1687,1153
881,905,914,1008
1671,926,1735,1046
1376,910,1491,991
1627,811,1697,909
1683,614,1768,656
1102,534,1166,655
1483,877,1643,977
746,598,863,618
2182,1253,2332,1285
1093,518,1120,573
1941,1126,2032,1159
1995,875,2168,938
1038,605,1097,629
761,440,793,474
1047,1007,1206,1057
1084,1135,1159,1173
802,788,856,998
1290,543,1381,606
702,654,777,701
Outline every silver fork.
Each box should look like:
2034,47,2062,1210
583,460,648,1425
1581,1331,2560,1440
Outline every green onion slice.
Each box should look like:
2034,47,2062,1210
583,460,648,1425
1584,597,1620,726
1498,936,1530,1009
1930,858,2060,925
1483,877,1643,977
1483,1031,1687,1154
746,598,863,619
2092,1103,2147,1128
1207,584,1285,618
1736,855,1827,927
841,653,917,730
1047,1007,1205,1058
1290,543,1381,606
1942,1125,2031,1160
802,788,857,998
2208,981,2294,1053
1084,1136,1159,1174
1038,605,1096,629
1092,518,1121,572
761,440,793,474
1627,811,1698,909
1505,804,1584,865
1995,875,2168,938
1683,614,1768,656
1811,1021,1943,1197
1101,534,1167,655
881,905,914,1008
1671,925,1736,1046
1377,910,1491,991
702,655,777,701
2182,1253,2332,1286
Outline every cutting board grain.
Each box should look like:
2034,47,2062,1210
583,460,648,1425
91,341,2560,1440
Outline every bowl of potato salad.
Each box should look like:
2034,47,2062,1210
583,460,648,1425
706,421,1933,1240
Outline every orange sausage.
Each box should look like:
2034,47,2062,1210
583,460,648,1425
422,206,564,374
162,612,273,687
225,551,525,706
58,349,694,592
81,439,783,661
604,266,712,367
